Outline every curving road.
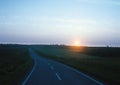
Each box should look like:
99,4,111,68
22,48,103,85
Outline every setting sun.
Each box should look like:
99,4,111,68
74,40,80,46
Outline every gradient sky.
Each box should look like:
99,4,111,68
0,0,120,46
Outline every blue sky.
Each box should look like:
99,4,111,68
0,0,120,46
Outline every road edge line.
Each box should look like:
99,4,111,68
48,59,103,85
22,49,36,85
61,63,103,85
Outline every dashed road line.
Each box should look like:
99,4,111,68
55,73,62,80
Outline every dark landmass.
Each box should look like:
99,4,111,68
0,44,120,85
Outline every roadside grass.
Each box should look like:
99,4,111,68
0,45,34,85
32,45,120,85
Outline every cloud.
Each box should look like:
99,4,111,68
0,16,97,26
38,17,97,25
1,16,119,29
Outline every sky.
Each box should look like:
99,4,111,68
0,0,120,46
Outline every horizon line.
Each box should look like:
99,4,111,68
0,43,119,47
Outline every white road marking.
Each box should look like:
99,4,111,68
22,49,37,85
62,63,103,85
55,73,62,80
49,65,62,80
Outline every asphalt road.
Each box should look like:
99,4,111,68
22,48,103,85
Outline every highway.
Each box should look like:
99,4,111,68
22,48,103,85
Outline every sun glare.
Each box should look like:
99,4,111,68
74,40,80,46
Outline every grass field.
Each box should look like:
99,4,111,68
0,44,34,85
32,45,120,85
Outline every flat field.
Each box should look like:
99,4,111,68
0,45,34,85
32,45,120,85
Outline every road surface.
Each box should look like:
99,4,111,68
22,48,103,85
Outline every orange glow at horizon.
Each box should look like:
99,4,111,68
74,40,81,46
69,40,85,53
